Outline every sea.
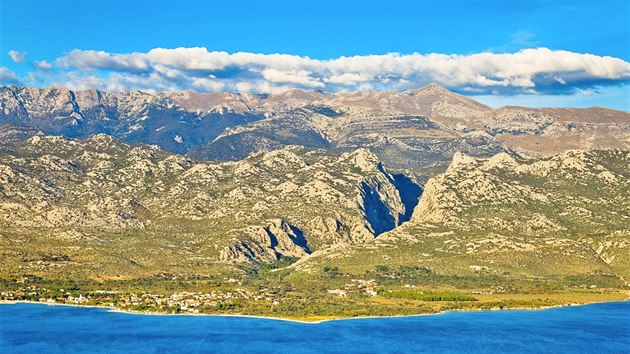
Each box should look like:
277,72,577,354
1,301,629,353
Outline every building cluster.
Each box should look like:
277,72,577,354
0,285,285,314
326,279,378,298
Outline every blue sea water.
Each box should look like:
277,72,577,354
1,301,629,353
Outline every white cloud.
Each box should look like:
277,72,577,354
55,49,151,72
326,72,372,85
35,60,53,70
8,50,26,63
261,68,324,88
13,47,630,95
190,77,226,92
0,67,19,84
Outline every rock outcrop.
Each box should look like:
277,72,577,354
411,149,629,234
220,219,310,263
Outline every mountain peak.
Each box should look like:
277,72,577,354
421,82,448,91
405,83,450,95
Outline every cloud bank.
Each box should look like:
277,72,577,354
6,47,630,95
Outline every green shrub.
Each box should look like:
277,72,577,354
379,290,477,302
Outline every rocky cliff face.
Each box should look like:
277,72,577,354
296,149,630,279
0,135,421,264
404,149,630,276
219,219,311,263
411,150,629,232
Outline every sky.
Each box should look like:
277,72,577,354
0,0,629,110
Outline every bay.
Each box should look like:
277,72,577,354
1,301,629,353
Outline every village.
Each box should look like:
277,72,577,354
0,278,381,314
1,285,278,314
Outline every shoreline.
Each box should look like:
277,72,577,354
2,298,628,324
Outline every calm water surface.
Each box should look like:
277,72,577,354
1,301,629,353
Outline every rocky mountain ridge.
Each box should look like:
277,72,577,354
0,129,628,287
0,86,262,154
296,148,630,280
2,84,627,181
0,134,421,265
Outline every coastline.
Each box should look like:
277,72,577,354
2,298,629,324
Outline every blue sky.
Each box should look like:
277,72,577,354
1,0,629,110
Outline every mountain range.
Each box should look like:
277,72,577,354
2,84,627,179
0,84,628,292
